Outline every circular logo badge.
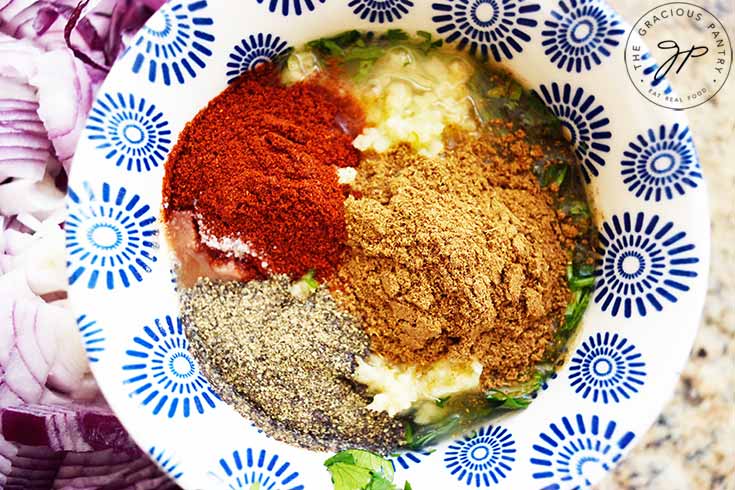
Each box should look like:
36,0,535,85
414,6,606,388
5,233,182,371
625,2,732,110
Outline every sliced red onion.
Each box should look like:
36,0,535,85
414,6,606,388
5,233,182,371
2,229,33,255
0,99,37,110
0,2,181,487
0,40,53,184
0,269,35,299
2,351,44,403
31,48,92,171
0,386,23,408
0,296,93,406
0,175,65,219
0,405,176,489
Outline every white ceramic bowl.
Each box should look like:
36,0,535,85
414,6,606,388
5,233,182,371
66,0,710,488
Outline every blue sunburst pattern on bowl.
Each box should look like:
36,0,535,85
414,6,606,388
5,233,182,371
226,33,290,83
594,211,699,318
536,82,611,182
568,332,646,403
530,414,635,489
149,445,184,480
214,448,304,489
66,182,158,290
621,123,701,202
129,0,214,85
349,0,414,23
391,449,432,471
444,425,516,487
256,0,327,16
431,0,541,61
541,0,625,72
86,92,172,172
77,314,104,363
122,315,218,418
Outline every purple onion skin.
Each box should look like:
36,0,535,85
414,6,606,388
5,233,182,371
1,409,51,446
0,406,183,487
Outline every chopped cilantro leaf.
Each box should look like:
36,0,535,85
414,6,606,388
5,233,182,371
326,462,373,490
566,263,596,290
508,82,523,100
302,269,319,290
435,396,450,407
540,164,568,187
415,30,443,53
325,449,408,490
367,474,396,490
566,199,591,217
325,451,356,467
381,29,409,42
308,30,362,55
348,450,394,480
560,288,591,335
486,389,532,409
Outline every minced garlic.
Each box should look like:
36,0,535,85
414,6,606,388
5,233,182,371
281,45,478,156
350,48,477,156
354,354,482,417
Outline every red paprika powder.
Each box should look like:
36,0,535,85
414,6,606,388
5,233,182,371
162,64,364,280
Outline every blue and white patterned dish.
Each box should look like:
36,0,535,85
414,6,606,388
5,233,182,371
65,1,710,488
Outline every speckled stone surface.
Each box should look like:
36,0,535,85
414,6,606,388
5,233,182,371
597,1,735,489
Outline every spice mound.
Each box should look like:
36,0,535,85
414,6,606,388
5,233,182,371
336,137,571,387
181,276,403,452
162,65,364,285
164,31,597,454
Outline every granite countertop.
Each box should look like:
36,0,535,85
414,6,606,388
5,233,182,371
596,1,735,489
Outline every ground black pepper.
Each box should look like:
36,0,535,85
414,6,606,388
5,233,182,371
180,276,404,452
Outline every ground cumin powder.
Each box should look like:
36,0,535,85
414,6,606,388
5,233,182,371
334,129,573,387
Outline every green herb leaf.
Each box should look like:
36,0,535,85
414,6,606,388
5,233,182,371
344,46,385,62
381,29,409,43
366,474,397,490
435,396,450,407
308,30,362,56
325,451,357,467
323,39,344,56
404,482,413,490
404,414,461,450
560,288,591,335
326,462,373,490
325,449,409,490
416,30,432,41
564,199,591,218
415,30,443,54
348,450,394,480
540,164,568,187
508,82,523,100
302,269,319,290
566,263,596,290
569,275,595,290
486,389,532,409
